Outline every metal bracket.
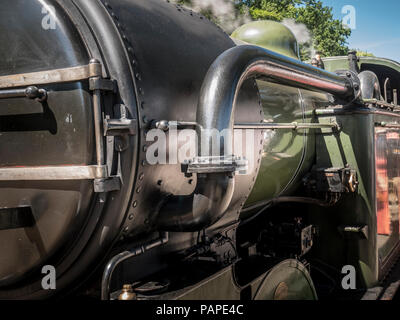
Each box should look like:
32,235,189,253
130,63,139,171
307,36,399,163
94,177,122,193
339,225,368,240
89,77,117,92
184,156,248,174
306,167,359,194
104,104,137,137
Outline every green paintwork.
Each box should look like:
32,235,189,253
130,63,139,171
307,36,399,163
231,20,300,60
323,56,400,73
308,112,379,288
311,55,400,288
245,82,305,209
243,81,330,216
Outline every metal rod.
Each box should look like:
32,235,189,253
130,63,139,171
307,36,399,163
155,120,339,131
0,165,108,181
0,86,47,101
90,60,105,166
384,78,390,102
101,232,169,300
375,122,400,128
363,98,400,110
234,122,339,130
0,88,26,99
0,64,102,89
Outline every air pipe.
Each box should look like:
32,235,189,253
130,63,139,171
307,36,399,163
157,45,356,233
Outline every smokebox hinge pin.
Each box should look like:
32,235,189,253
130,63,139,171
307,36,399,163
88,59,125,193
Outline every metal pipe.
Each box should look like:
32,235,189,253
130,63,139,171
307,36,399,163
197,45,354,157
384,78,390,102
157,173,235,232
158,45,355,233
156,120,339,131
101,232,169,300
0,88,26,99
234,122,339,130
376,122,400,128
0,86,47,101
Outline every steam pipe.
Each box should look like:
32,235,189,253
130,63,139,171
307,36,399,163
157,45,356,233
101,232,169,300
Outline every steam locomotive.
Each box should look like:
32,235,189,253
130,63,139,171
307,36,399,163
0,0,399,300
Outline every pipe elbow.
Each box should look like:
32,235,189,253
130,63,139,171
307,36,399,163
157,174,235,232
157,45,355,233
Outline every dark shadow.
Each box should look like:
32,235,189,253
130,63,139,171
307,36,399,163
0,100,57,134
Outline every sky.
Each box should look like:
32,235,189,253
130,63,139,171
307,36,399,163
321,0,400,62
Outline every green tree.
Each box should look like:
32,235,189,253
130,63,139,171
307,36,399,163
354,50,375,57
175,0,351,60
244,0,351,60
